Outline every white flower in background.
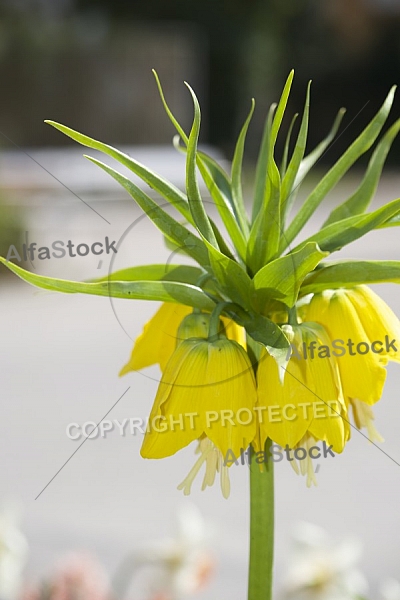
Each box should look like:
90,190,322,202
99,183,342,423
113,504,214,600
282,522,368,600
0,505,28,600
380,578,400,600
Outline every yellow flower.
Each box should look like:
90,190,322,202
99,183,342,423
119,303,191,374
304,286,400,441
141,335,257,498
305,288,391,404
119,302,245,375
341,285,400,364
256,322,349,485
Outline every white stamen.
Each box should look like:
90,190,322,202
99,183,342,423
178,438,231,498
291,434,318,487
351,398,384,443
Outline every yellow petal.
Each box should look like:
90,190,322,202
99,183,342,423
306,291,387,404
221,316,247,348
257,348,313,450
141,340,209,458
141,337,257,459
119,303,191,375
257,322,348,453
199,339,257,456
346,286,400,363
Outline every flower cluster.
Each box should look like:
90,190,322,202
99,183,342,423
120,284,400,495
2,70,400,501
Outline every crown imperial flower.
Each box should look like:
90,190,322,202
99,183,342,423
3,68,400,598
305,287,395,405
141,334,257,461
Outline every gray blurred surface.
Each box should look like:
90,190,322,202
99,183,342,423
0,149,399,598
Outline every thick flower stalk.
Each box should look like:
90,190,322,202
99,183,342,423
2,69,400,600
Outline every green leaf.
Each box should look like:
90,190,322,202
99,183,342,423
230,100,254,235
184,82,218,247
377,212,400,228
251,242,328,310
293,108,346,190
269,71,295,153
283,107,346,221
282,86,396,250
196,148,233,204
85,155,210,268
300,260,400,295
172,135,247,260
240,312,289,352
323,118,400,227
280,112,298,176
204,240,253,309
154,69,247,260
0,258,217,310
281,81,311,220
252,102,276,223
247,71,294,272
293,198,400,254
45,120,194,225
90,264,203,284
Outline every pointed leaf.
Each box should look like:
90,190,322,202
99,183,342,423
281,81,311,219
283,86,396,250
154,68,247,259
280,112,298,176
45,120,194,225
230,100,254,235
0,258,216,310
252,242,328,310
252,102,276,223
90,264,203,284
283,107,346,220
172,135,246,260
204,240,253,309
300,260,400,295
247,71,294,272
240,312,289,352
85,156,210,268
323,118,400,226
377,212,400,228
294,108,346,188
293,198,400,254
184,82,218,247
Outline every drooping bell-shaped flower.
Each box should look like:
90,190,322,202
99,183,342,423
140,319,257,498
120,303,246,375
141,335,257,459
305,287,393,403
305,286,398,440
119,303,192,374
256,321,349,485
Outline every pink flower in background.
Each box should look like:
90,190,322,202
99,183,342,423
22,553,111,600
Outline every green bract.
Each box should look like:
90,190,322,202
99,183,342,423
2,71,400,359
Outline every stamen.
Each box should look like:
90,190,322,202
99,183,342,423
291,434,318,487
177,442,212,496
351,398,384,443
220,465,231,499
202,443,218,489
178,438,231,498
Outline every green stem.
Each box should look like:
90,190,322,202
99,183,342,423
288,305,299,326
247,335,275,600
208,301,231,339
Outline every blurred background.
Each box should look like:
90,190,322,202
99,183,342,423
1,0,400,599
